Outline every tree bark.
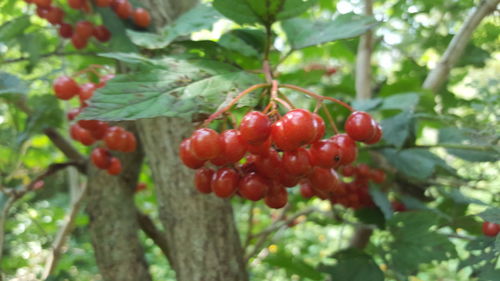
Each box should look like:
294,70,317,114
86,124,151,281
355,0,374,100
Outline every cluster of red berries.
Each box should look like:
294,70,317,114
53,73,137,175
25,0,151,49
180,109,382,209
482,221,500,237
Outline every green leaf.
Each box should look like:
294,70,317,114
380,92,420,111
381,148,446,180
264,248,323,280
438,127,499,162
319,249,384,281
98,52,158,66
380,111,413,148
352,98,382,112
276,0,319,21
0,15,30,43
495,236,500,253
478,208,500,224
0,72,28,98
19,96,63,144
97,7,137,52
213,0,261,25
282,13,379,49
354,207,385,229
79,59,261,121
218,29,266,58
369,185,392,220
128,4,222,49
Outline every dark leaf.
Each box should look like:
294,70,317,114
380,111,413,148
319,248,384,281
264,248,323,280
478,208,500,224
369,184,393,220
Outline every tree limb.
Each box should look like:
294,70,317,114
422,0,500,92
2,51,98,64
43,128,86,171
136,212,171,262
355,0,374,100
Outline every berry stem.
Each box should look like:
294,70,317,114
277,91,296,110
322,104,339,134
279,84,353,112
274,97,293,111
203,83,270,126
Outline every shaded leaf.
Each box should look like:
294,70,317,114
352,98,382,112
264,248,323,280
97,7,137,52
319,249,384,281
369,184,392,220
213,0,261,24
380,111,413,148
0,72,28,98
478,208,500,224
381,92,420,111
381,148,446,180
438,127,498,162
0,15,30,43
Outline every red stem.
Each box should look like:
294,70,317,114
322,104,339,134
279,84,353,112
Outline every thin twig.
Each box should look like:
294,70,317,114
2,51,98,64
322,103,339,134
279,84,353,112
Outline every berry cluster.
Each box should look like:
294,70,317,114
53,72,137,175
482,221,500,237
25,0,150,49
180,108,382,209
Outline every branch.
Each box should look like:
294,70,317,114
422,0,500,92
0,196,16,260
355,0,374,100
136,212,171,262
43,128,86,173
42,183,88,279
2,51,98,64
349,225,373,249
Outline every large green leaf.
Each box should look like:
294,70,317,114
213,0,261,25
319,249,384,281
218,29,266,58
380,111,413,148
97,8,137,52
0,15,30,43
438,127,499,162
127,4,222,49
264,248,323,280
380,92,420,111
0,72,28,98
381,148,451,180
478,208,500,224
282,13,379,49
79,59,262,121
369,185,393,220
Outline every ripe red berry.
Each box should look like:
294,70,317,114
282,148,312,176
309,140,343,169
391,201,407,212
179,138,205,169
78,119,101,131
114,0,133,19
194,168,213,194
210,129,247,166
133,8,151,28
344,111,376,142
70,123,84,141
239,111,271,145
121,131,137,152
68,0,84,9
190,128,223,160
341,165,356,177
75,21,94,39
79,83,96,102
53,76,80,100
89,121,109,140
71,34,88,49
78,128,96,146
93,25,111,42
330,134,357,165
482,222,500,237
271,120,300,151
299,182,314,198
357,164,371,178
239,172,270,201
58,23,73,38
246,137,271,156
135,183,147,192
264,184,288,209
211,168,239,198
36,7,50,18
281,109,316,146
277,171,300,187
371,169,386,183
104,126,128,151
45,7,64,25
33,0,51,8
107,157,122,175
67,108,82,121
309,167,339,191
91,147,111,169
95,0,111,7
311,113,326,143
364,121,382,144
254,149,282,179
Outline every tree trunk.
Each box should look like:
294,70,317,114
86,124,151,281
138,117,248,281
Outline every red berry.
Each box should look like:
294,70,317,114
93,25,111,42
482,222,500,237
246,137,271,156
33,0,51,8
75,21,94,39
45,7,64,25
309,140,343,169
211,168,239,198
78,128,96,146
122,132,137,153
210,129,247,166
309,167,339,191
344,111,376,142
58,23,73,38
391,201,407,212
271,120,300,151
53,76,80,100
70,123,84,141
300,182,314,198
341,165,356,177
179,138,205,169
135,183,147,192
254,149,281,179
281,109,316,146
79,83,96,102
36,6,50,18
330,134,357,165
78,119,101,131
239,111,271,145
133,8,151,28
194,168,213,194
114,0,133,19
239,172,270,201
68,0,84,9
364,121,382,144
71,34,88,49
67,108,82,121
311,113,326,143
264,184,288,209
190,128,223,160
89,121,109,140
277,172,300,187
104,126,127,151
371,169,386,183
95,0,111,7
107,157,122,175
357,164,371,178
91,147,111,169
282,148,312,176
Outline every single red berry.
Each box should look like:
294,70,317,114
391,201,407,212
371,169,386,183
482,222,500,237
194,168,213,194
179,138,205,169
133,8,151,28
91,147,112,169
75,21,94,39
300,182,314,198
104,126,128,151
33,0,51,8
309,167,339,191
107,157,122,175
93,25,111,42
95,0,111,7
246,136,271,156
114,0,133,19
36,6,50,18
239,111,271,145
239,172,270,201
277,172,300,188
135,183,147,192
281,109,316,146
67,0,84,9
282,148,312,176
69,123,84,141
211,168,240,198
53,76,80,100
78,119,101,131
58,23,73,38
330,134,357,165
271,120,300,151
190,128,223,160
309,140,343,169
364,121,382,144
254,149,282,179
341,165,356,177
89,121,109,140
78,127,96,146
311,113,326,143
344,111,376,142
311,184,330,200
210,129,247,166
71,34,88,49
264,184,288,209
79,82,96,102
67,108,82,121
45,7,64,25
356,164,371,178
